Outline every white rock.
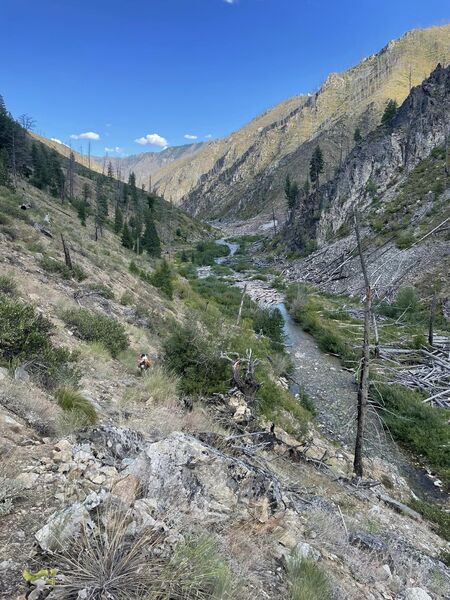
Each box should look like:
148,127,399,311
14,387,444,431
402,589,432,600
294,542,321,561
16,472,38,489
0,367,9,381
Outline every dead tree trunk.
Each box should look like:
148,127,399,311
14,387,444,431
61,234,73,270
353,210,371,479
428,294,437,346
221,349,261,404
272,205,277,236
372,311,380,359
236,284,247,326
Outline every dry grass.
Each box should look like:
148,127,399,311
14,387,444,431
0,459,25,516
54,510,164,599
54,510,244,600
124,365,180,405
0,379,62,435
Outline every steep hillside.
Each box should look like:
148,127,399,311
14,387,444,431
1,177,450,600
158,25,449,221
31,132,104,175
282,63,450,298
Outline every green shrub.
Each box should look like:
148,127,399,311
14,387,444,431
163,323,229,395
178,262,198,279
55,386,97,425
0,294,78,388
61,308,128,357
286,555,331,600
0,275,17,296
120,291,134,306
84,282,114,300
187,240,230,266
0,294,52,362
150,259,174,299
299,387,316,416
252,307,285,349
40,256,86,281
408,498,450,541
372,384,450,485
395,230,415,249
257,374,310,439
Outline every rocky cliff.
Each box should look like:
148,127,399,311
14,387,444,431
281,63,449,297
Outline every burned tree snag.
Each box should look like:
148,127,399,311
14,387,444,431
353,209,371,479
428,293,437,346
236,284,247,327
61,234,73,271
221,349,261,404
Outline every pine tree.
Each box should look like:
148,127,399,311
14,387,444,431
0,148,10,187
141,213,161,257
78,201,87,226
94,180,108,238
128,171,138,207
309,146,324,193
107,161,113,179
150,259,173,299
381,99,398,127
284,174,299,210
114,206,123,234
354,128,362,143
82,182,91,204
303,178,310,197
121,223,134,249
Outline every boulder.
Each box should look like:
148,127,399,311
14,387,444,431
401,589,432,600
124,431,280,526
111,473,140,506
35,502,92,552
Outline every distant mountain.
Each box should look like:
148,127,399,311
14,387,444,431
92,143,207,191
150,24,449,221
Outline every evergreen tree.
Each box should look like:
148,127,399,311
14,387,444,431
150,259,173,299
82,183,90,204
309,146,324,193
107,161,113,179
381,99,398,127
303,178,310,197
284,174,299,210
0,148,10,187
94,180,108,237
78,201,87,226
121,223,134,249
354,127,362,143
114,206,123,234
141,212,161,257
128,171,138,207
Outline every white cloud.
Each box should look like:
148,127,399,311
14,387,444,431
135,133,168,148
224,0,237,3
70,131,100,140
184,134,198,140
205,134,213,139
105,146,122,153
51,137,69,147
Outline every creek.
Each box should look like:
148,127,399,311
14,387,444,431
211,239,447,500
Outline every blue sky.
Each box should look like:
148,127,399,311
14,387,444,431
1,0,448,156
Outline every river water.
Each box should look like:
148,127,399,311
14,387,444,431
212,239,447,500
